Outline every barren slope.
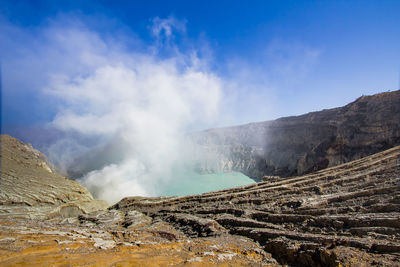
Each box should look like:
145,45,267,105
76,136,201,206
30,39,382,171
0,135,108,219
114,145,400,266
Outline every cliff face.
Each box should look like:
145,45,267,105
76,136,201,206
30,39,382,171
0,135,108,219
191,90,400,179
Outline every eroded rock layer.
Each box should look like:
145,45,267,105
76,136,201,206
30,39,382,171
114,145,400,266
0,135,108,219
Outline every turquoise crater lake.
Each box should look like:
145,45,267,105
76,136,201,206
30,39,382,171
159,171,255,196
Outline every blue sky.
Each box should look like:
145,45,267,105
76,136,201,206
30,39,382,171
1,0,400,133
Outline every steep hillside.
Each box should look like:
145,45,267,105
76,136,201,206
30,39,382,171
191,90,400,179
114,145,400,266
0,135,108,219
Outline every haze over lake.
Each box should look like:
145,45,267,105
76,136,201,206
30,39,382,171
160,171,255,196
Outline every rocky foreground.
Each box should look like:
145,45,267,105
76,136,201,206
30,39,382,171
0,135,276,266
1,135,400,266
114,145,400,266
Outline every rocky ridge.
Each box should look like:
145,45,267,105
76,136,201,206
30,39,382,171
191,90,400,179
113,145,400,266
0,134,108,219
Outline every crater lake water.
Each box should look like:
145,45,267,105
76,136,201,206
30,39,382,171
159,171,255,196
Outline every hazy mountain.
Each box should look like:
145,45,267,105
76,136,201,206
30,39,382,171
191,90,400,180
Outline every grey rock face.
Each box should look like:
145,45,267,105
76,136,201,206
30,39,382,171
191,90,400,179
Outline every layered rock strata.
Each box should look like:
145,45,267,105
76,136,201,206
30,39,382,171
113,145,400,266
0,135,108,219
191,90,400,179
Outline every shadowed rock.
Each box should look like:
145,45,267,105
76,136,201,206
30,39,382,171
191,90,400,179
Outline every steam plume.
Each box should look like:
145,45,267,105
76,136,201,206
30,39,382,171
1,14,320,203
40,18,222,203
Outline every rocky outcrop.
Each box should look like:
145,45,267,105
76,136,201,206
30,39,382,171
113,145,400,266
191,90,400,179
0,135,108,219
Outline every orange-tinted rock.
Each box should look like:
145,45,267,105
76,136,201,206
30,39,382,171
0,218,276,266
